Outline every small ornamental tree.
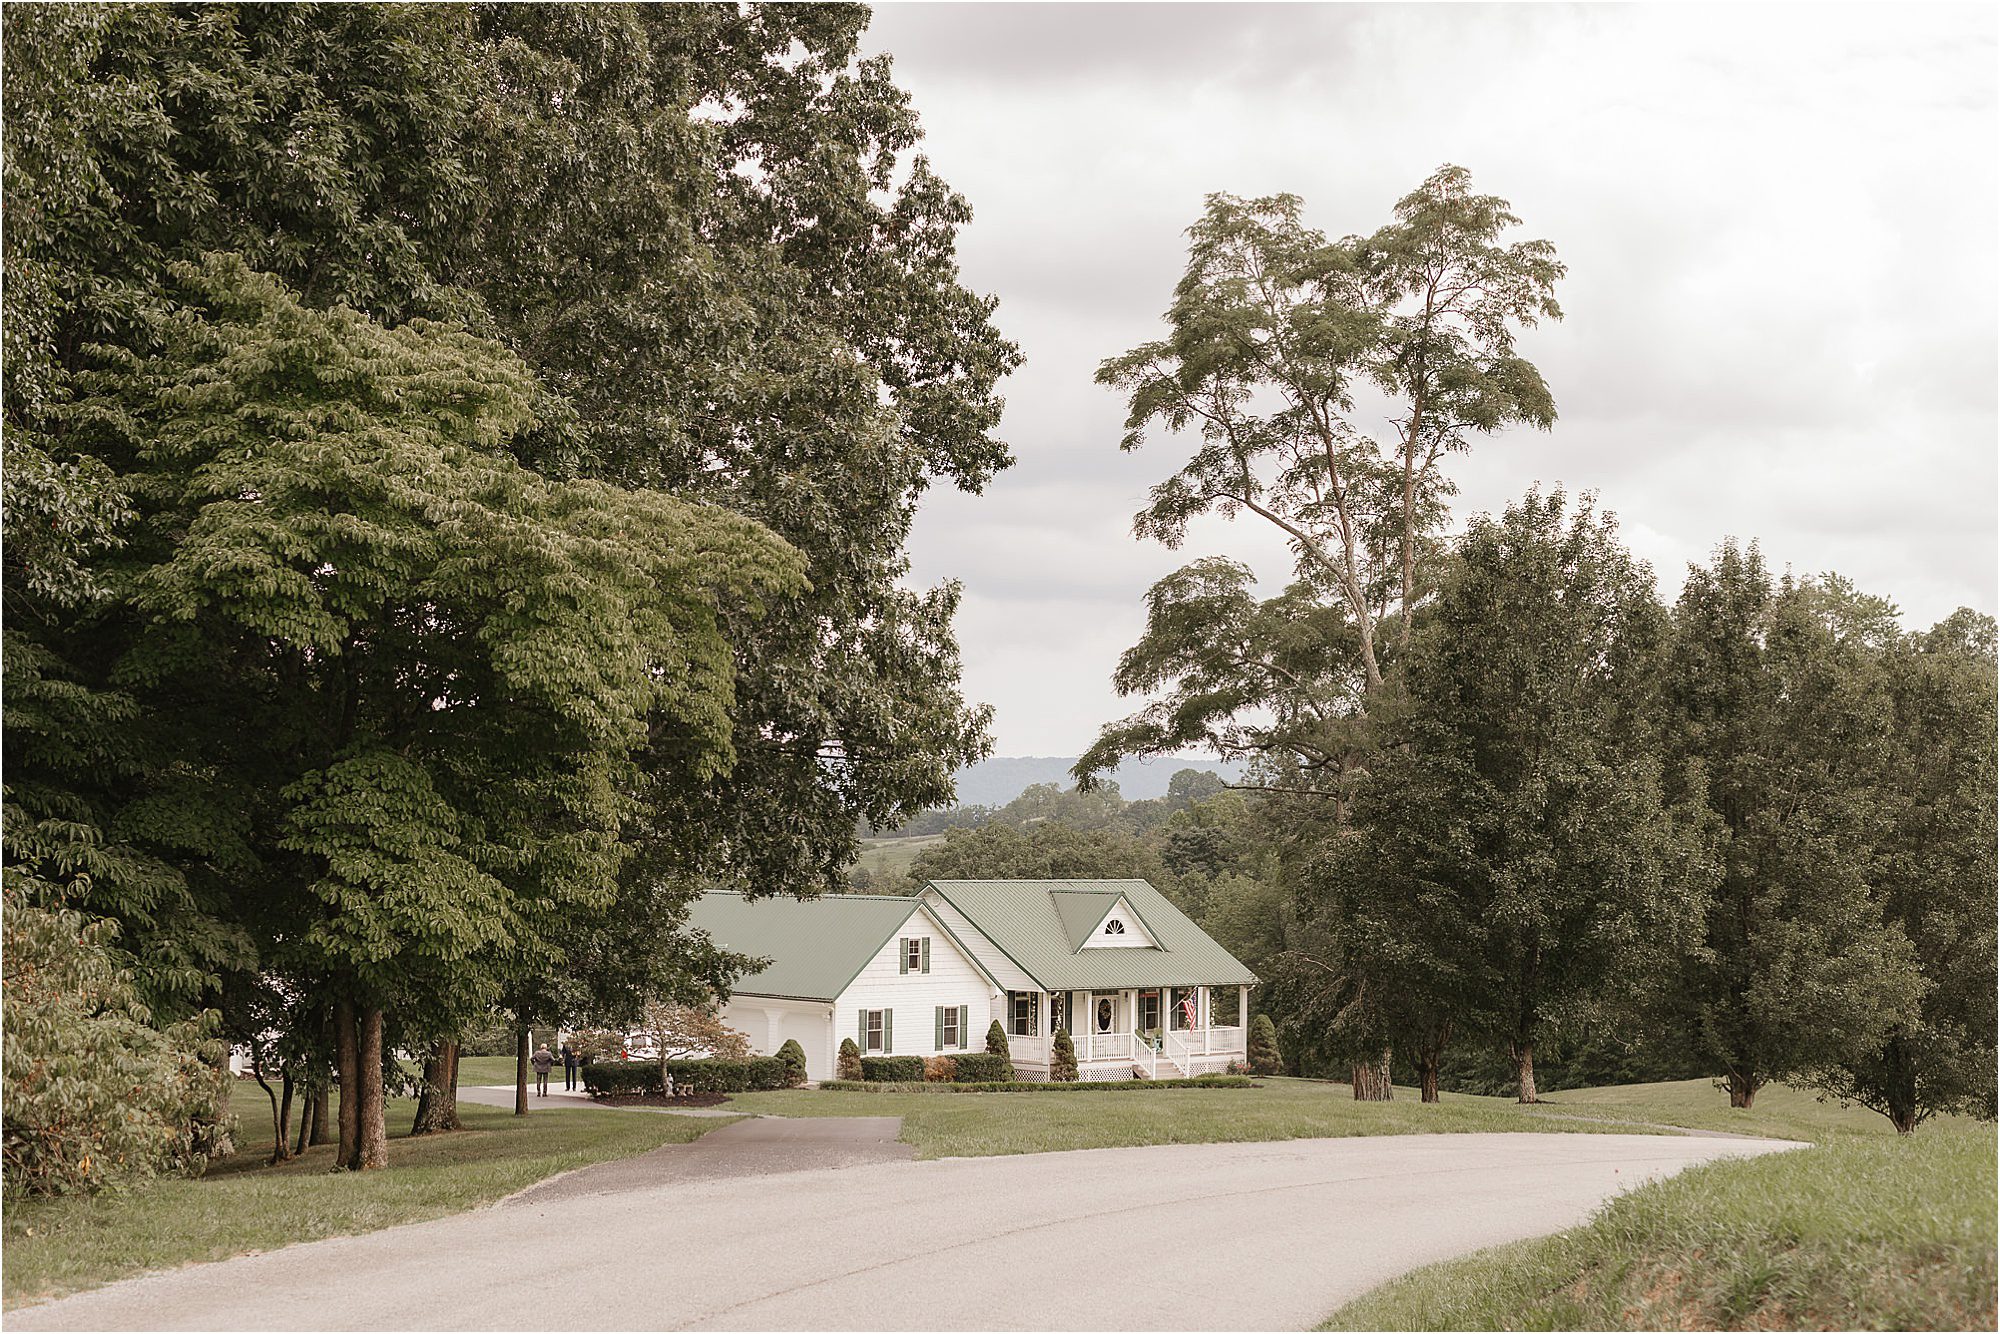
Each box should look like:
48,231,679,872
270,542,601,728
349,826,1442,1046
1050,1028,1079,1082
1248,1014,1283,1076
985,1019,1014,1080
776,1039,808,1087
837,1038,863,1081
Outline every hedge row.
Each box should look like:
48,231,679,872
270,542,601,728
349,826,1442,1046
816,1075,1256,1093
857,1055,927,1083
580,1057,790,1097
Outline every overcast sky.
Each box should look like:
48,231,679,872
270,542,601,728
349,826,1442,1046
860,2,1998,758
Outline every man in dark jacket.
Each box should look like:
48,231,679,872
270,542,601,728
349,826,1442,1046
561,1042,579,1091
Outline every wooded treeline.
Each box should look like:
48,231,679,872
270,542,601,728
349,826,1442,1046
2,2,1018,1192
1069,171,1995,1129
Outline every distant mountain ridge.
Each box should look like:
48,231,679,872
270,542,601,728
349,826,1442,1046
950,754,1248,807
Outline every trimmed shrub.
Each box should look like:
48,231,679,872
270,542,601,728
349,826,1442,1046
1050,1028,1078,1082
1226,1059,1253,1076
776,1038,808,1087
580,1056,788,1098
1249,1013,1282,1076
984,1020,1014,1080
837,1037,863,1081
859,1054,926,1082
924,1056,957,1083
948,1051,1011,1083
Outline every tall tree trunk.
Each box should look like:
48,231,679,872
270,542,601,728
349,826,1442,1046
1883,1036,1920,1135
1417,1054,1440,1104
252,1055,293,1165
1351,1046,1393,1101
1514,1040,1538,1104
294,1092,313,1157
336,998,359,1168
1725,1069,1760,1108
355,1006,387,1170
308,1080,330,1145
411,1039,462,1135
275,1071,295,1158
515,1019,530,1116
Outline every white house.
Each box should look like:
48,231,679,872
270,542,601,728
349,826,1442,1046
687,878,1258,1083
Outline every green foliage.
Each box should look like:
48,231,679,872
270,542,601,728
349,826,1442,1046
836,1037,863,1082
579,1057,788,1097
2,3,1018,1131
1248,1014,1284,1077
1083,167,1564,782
947,1052,1011,1082
775,1039,809,1088
2,886,233,1198
1802,608,1998,1129
1050,1028,1079,1082
984,1019,1012,1073
858,1055,927,1083
1650,545,1927,1108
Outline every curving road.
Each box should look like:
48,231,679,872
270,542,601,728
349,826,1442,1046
10,1124,1799,1331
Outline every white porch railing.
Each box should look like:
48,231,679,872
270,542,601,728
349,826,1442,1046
1008,1034,1048,1064
1081,1031,1131,1062
1131,1033,1159,1078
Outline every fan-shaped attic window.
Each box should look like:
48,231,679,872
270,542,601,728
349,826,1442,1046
1103,919,1126,935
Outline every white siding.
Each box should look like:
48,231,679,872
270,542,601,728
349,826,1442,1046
720,995,837,1081
834,906,997,1059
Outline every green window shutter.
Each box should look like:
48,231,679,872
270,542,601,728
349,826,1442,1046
858,1010,867,1049
958,1005,968,1049
884,1009,893,1052
898,939,908,975
921,938,931,974
935,1006,944,1050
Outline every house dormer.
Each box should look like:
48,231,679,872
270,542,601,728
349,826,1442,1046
1051,890,1161,951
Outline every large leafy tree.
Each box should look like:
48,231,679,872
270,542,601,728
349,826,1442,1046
1078,171,1561,1096
1356,491,1700,1102
1651,548,1924,1109
1805,608,1997,1132
35,256,802,1168
455,5,1021,896
1084,167,1562,779
5,3,1016,1167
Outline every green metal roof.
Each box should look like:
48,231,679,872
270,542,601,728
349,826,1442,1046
1050,890,1122,951
923,879,1258,991
689,891,924,1002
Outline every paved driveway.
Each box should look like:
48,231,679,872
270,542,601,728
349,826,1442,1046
10,1131,1798,1331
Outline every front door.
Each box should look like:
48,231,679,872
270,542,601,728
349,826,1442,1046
1093,994,1116,1034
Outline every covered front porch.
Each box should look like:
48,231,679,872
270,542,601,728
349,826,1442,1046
1003,985,1249,1080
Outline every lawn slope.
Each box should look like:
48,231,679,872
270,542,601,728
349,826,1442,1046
1322,1122,1996,1331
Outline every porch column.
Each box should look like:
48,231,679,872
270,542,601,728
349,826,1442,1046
1239,986,1251,1051
1200,987,1211,1054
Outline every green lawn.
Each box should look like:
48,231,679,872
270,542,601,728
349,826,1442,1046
721,1074,1905,1159
3,1081,734,1310
1524,1077,1896,1143
1322,1121,1997,1331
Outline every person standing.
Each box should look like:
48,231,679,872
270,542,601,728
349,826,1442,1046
531,1043,555,1097
561,1042,578,1092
